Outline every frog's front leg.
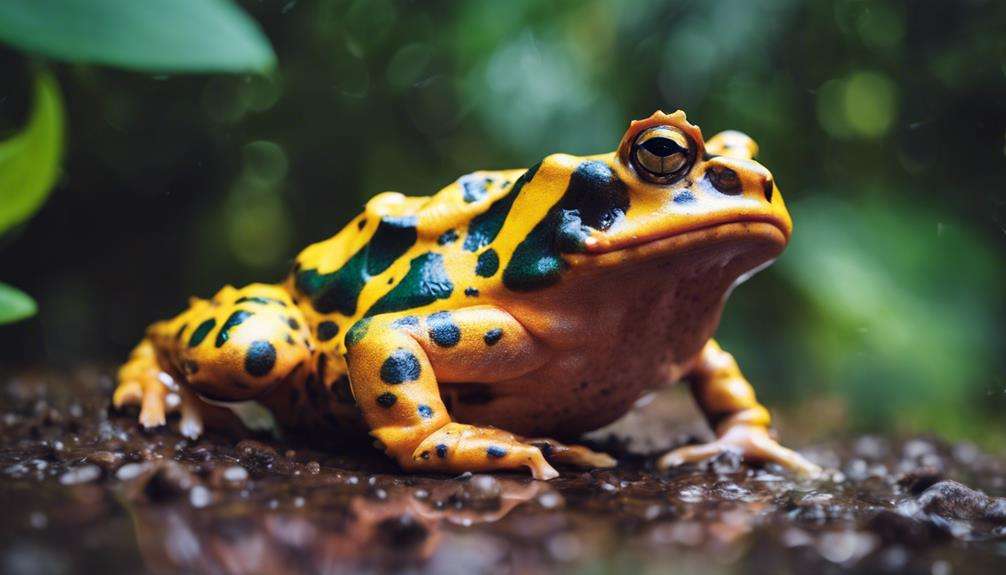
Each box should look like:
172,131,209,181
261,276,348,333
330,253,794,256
659,339,821,476
345,307,607,479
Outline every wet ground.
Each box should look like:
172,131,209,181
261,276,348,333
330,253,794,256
1,368,1005,574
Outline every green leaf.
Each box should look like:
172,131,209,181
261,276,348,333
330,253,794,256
0,282,37,324
0,0,276,73
0,69,64,234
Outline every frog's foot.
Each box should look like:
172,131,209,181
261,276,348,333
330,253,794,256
114,340,175,429
526,438,617,469
381,423,559,480
114,339,205,437
658,424,821,477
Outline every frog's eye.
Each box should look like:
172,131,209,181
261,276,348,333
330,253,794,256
631,127,694,184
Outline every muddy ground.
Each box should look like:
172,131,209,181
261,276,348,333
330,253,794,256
1,367,1004,574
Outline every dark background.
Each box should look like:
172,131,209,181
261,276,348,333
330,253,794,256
1,0,1004,445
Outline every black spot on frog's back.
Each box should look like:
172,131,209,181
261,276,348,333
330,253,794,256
475,248,499,277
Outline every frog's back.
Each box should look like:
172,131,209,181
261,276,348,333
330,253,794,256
284,169,525,354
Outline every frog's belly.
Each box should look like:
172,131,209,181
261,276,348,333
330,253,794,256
442,340,694,438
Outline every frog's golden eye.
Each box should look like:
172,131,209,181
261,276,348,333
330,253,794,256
631,126,694,184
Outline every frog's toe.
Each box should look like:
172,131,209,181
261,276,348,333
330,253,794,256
138,386,169,429
658,425,821,478
527,438,618,469
112,380,143,408
177,389,204,439
657,442,726,469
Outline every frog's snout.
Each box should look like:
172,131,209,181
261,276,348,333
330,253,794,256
704,156,776,204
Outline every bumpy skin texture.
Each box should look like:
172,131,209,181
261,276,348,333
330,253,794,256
115,110,819,479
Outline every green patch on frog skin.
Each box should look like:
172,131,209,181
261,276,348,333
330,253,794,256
475,248,500,277
345,317,371,347
296,216,417,316
188,318,217,347
463,162,541,252
215,309,254,348
365,252,453,316
503,160,626,291
296,250,368,316
502,211,569,291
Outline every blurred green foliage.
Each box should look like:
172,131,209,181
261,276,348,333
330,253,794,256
0,0,1003,444
0,0,274,72
0,0,274,323
0,70,61,322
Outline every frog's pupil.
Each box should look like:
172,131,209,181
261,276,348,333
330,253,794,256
641,137,682,158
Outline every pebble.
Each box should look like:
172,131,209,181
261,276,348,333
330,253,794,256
222,466,249,483
59,464,101,485
115,462,149,481
538,491,565,510
189,485,212,508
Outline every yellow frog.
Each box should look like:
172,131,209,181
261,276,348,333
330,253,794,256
114,111,820,479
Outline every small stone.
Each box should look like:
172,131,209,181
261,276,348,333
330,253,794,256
236,439,278,468
538,491,565,510
189,485,212,508
59,464,101,485
222,466,249,484
984,498,1006,523
676,485,705,503
815,531,877,564
28,512,47,529
115,462,150,481
917,480,990,521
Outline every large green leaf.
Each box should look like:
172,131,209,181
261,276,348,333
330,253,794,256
0,0,275,73
0,282,36,324
0,69,64,234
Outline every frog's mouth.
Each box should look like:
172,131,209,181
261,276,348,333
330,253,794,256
581,213,791,256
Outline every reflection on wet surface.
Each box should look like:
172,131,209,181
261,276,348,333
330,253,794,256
2,368,1006,574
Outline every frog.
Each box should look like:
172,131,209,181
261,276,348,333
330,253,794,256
114,110,820,479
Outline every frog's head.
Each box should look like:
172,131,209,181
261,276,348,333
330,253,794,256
571,110,791,261
497,110,792,292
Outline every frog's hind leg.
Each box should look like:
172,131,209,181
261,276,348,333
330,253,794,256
113,284,312,437
344,306,614,479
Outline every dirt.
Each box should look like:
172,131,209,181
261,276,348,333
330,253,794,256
1,367,1005,574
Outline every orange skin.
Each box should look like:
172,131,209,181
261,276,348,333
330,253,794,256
114,111,820,479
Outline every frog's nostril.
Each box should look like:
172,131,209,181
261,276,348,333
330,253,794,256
762,178,774,202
